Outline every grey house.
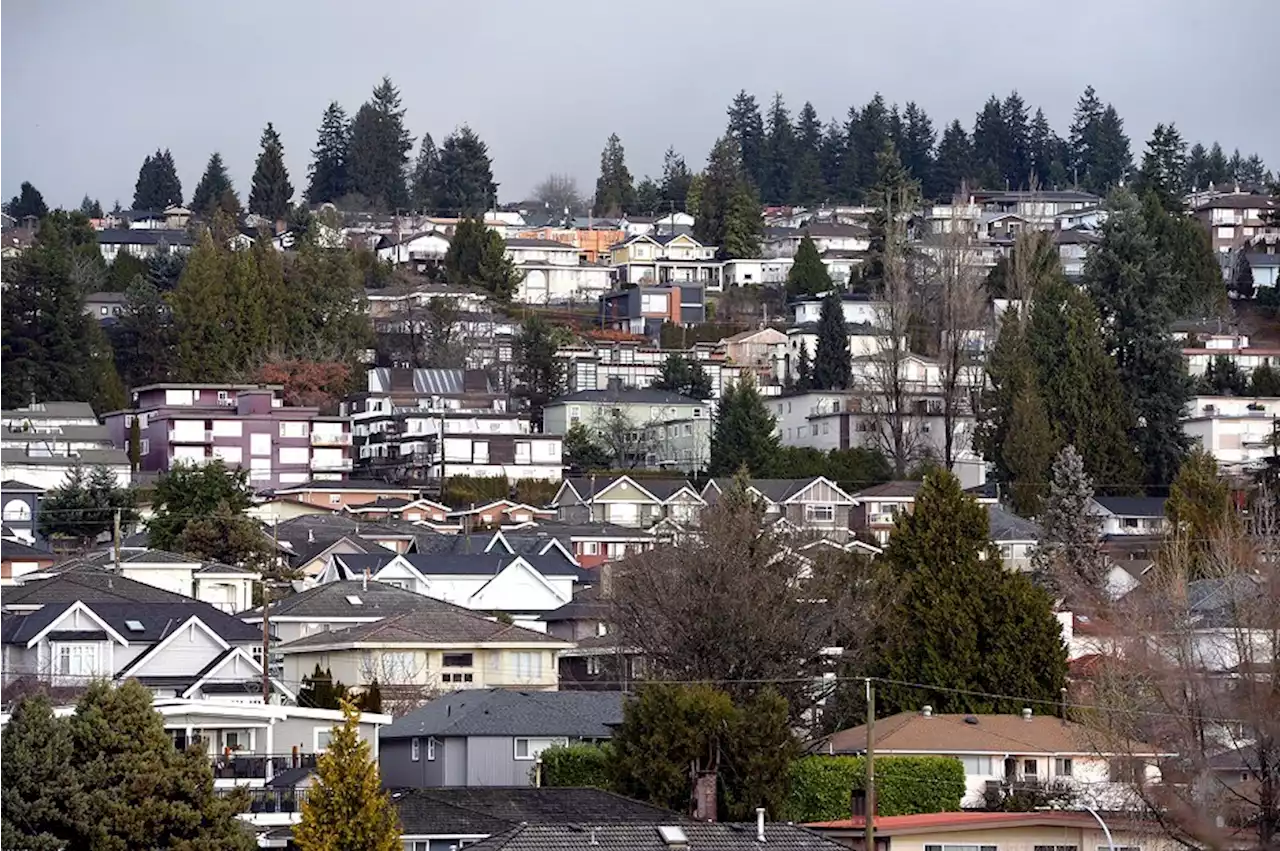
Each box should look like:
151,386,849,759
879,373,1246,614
1,479,44,546
380,689,624,788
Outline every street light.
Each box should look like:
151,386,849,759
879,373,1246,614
1082,805,1116,851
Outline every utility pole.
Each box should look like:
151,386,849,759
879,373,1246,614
112,508,122,569
865,678,876,851
261,579,271,703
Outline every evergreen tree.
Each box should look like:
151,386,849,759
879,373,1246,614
191,152,240,218
1165,447,1237,578
819,120,847,200
931,120,973,200
795,341,813,392
1232,250,1256,300
443,216,520,300
38,463,137,551
295,701,400,851
6,181,49,220
848,94,892,198
298,665,349,709
1069,87,1131,192
1032,445,1106,600
1227,148,1245,183
972,95,1007,189
410,132,440,212
1199,354,1249,396
593,133,636,217
786,233,832,298
248,122,293,220
761,93,794,204
147,459,257,549
871,472,1067,715
1141,190,1224,317
708,378,780,476
563,423,612,471
1185,142,1210,190
812,291,851,390
864,140,919,287
132,148,183,209
513,316,563,431
357,681,384,714
659,147,693,212
1,694,78,850
1205,142,1230,186
1085,190,1193,486
281,233,373,357
652,354,713,399
696,136,761,259
435,125,498,215
1002,381,1055,517
999,91,1032,188
790,101,826,205
1252,364,1280,397
899,102,935,194
1093,105,1133,191
78,195,104,219
1,212,105,409
307,101,350,204
726,90,766,191
722,181,764,259
634,177,662,215
346,77,413,210
67,680,255,849
1137,122,1188,211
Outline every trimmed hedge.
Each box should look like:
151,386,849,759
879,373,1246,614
538,743,613,789
786,755,965,821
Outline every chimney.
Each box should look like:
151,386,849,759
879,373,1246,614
850,789,866,817
1021,707,1033,721
598,560,614,599
921,705,932,718
691,770,717,822
307,529,315,544
756,808,766,843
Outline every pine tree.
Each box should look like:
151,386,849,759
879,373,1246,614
999,91,1032,188
411,132,440,212
295,701,400,851
1093,105,1133,191
593,133,636,217
790,102,826,205
1206,142,1230,186
513,316,564,431
726,90,766,191
78,195,103,218
819,121,847,200
1,693,78,850
972,95,1007,189
1199,354,1249,396
1032,445,1106,600
443,216,519,299
1137,123,1188,211
708,378,780,476
786,233,831,298
696,136,761,259
722,181,763,259
634,177,662,215
795,341,813,392
761,93,794,205
191,152,239,218
133,148,183,209
249,122,293,220
1233,251,1256,300
871,472,1067,715
864,140,919,287
1003,381,1055,517
1165,447,1237,578
435,125,498,215
1185,142,1210,190
659,147,693,212
849,94,892,198
899,102,936,194
932,120,973,200
6,181,49,220
298,665,349,709
307,101,350,204
813,291,851,390
346,76,414,210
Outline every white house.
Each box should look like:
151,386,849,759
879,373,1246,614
375,230,451,265
763,224,869,259
1089,496,1169,537
0,401,131,490
97,548,259,613
792,293,886,327
1183,394,1280,473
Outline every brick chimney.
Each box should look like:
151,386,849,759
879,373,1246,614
691,770,717,822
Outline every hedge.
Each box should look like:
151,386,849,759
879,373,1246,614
538,743,613,789
786,755,966,821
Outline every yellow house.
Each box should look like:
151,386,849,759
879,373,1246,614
807,811,1177,851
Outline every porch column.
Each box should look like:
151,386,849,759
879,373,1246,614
265,719,275,780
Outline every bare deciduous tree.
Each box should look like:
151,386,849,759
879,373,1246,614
532,173,587,217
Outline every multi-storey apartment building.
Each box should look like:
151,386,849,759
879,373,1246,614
554,341,774,400
1191,192,1280,255
103,384,352,490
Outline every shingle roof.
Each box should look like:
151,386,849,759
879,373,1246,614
383,688,624,739
505,238,578,249
819,711,1159,756
706,477,843,504
95,228,194,247
1,599,260,646
465,823,844,851
539,586,609,623
261,579,440,619
0,539,56,560
1,402,98,421
1,567,193,605
0,479,45,493
1092,496,1167,517
560,476,697,504
986,504,1042,543
549,387,704,406
121,549,203,565
390,788,683,835
333,551,585,579
275,595,569,650
1,448,130,467
852,481,921,499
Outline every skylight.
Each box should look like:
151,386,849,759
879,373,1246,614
345,595,363,606
125,619,145,632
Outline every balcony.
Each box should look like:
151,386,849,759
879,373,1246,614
217,787,310,814
169,429,213,444
309,457,353,472
210,751,318,781
310,432,353,447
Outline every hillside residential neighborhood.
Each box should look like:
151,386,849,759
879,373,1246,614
3,11,1280,849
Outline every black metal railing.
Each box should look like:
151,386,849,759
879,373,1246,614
217,787,309,814
210,752,318,780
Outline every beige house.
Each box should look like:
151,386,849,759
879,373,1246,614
807,811,1174,851
551,475,704,528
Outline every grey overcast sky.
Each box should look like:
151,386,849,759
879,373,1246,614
4,0,1278,209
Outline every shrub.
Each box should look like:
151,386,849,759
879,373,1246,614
786,755,965,821
538,743,613,789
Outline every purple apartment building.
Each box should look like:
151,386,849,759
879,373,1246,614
104,384,352,491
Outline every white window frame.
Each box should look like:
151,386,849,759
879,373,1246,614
56,642,100,678
314,727,334,752
427,737,436,761
411,737,420,761
513,736,568,761
805,504,835,524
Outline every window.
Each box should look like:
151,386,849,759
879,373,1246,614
805,504,835,524
1055,757,1074,777
411,738,420,761
1035,846,1078,851
279,421,308,438
1110,758,1145,783
1123,517,1139,528
329,494,342,505
511,651,543,680
586,656,602,676
1023,759,1038,775
514,737,568,760
2,499,31,522
442,673,474,683
693,408,704,418
822,421,829,435
57,643,99,677
959,756,992,775
925,845,997,851
683,424,693,436
314,728,333,751
582,541,600,555
443,653,474,667
427,738,436,761
811,424,819,436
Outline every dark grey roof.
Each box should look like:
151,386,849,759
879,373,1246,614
505,238,577,249
465,823,844,851
852,481,922,499
539,586,609,623
260,579,438,619
705,477,841,504
1093,496,1167,518
986,504,1042,542
549,387,705,406
1,448,130,467
0,479,45,493
333,551,586,580
1,539,56,560
1,567,194,605
383,689,624,739
390,788,683,836
1,402,98,421
1186,576,1265,627
532,520,653,539
2,599,260,647
410,531,570,558
560,476,697,504
276,597,568,650
122,549,203,565
95,228,194,247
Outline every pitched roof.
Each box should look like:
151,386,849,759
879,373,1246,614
1,539,56,561
1092,496,1167,517
95,228,194,246
505,238,578,249
539,586,609,623
0,480,45,493
548,387,705,406
383,688,624,739
818,711,1159,756
335,551,585,579
275,596,569,650
806,811,1146,832
465,823,844,851
1,599,260,646
261,579,441,619
852,481,921,499
706,477,847,504
1,448,130,467
986,504,1041,542
390,788,683,836
1,402,98,421
560,476,697,504
2,566,194,605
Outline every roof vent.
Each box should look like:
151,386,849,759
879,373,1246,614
921,705,932,717
657,826,688,849
1022,707,1033,721
963,715,979,725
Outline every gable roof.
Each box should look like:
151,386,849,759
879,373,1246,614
1092,496,1167,518
391,787,683,836
852,481,921,500
2,599,259,647
0,480,45,493
383,688,624,739
548,387,705,406
704,477,852,504
258,579,439,620
1,539,56,561
2,566,195,605
818,711,1161,756
337,551,585,580
986,504,1042,543
275,597,570,651
464,823,843,851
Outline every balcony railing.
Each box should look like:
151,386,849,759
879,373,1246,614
169,429,213,443
310,432,353,446
309,458,354,472
210,751,318,780
217,787,310,814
